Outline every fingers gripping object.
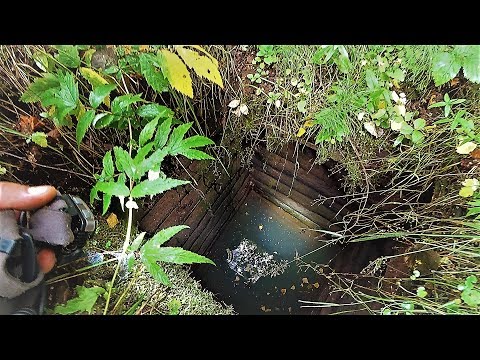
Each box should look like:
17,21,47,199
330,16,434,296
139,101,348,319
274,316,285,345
0,193,95,314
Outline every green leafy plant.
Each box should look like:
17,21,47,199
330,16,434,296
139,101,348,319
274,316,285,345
431,45,480,86
458,275,480,307
53,285,106,314
428,93,466,118
19,45,223,315
312,45,352,74
256,45,278,65
247,45,276,84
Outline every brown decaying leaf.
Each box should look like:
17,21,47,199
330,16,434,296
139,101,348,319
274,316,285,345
280,288,286,295
106,213,119,229
18,115,44,135
470,148,480,159
302,277,309,284
290,285,295,290
47,128,61,140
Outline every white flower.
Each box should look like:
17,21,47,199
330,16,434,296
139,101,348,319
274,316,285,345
118,196,125,212
391,91,400,104
457,141,477,155
228,99,240,108
239,104,249,115
148,170,160,181
275,99,281,108
363,121,379,137
357,112,366,121
126,199,139,210
361,60,367,66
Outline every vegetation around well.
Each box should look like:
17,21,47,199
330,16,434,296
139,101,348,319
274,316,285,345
1,44,479,315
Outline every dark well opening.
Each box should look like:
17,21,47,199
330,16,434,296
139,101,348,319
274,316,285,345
139,143,388,314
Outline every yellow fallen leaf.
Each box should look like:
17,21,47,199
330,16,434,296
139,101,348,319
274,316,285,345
79,67,108,88
175,46,223,88
106,213,119,229
302,277,309,284
159,49,193,98
296,127,306,137
459,186,474,197
304,120,315,128
258,224,263,230
313,282,320,289
281,288,286,295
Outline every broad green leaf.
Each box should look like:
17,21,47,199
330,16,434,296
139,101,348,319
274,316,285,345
411,130,424,144
53,286,105,314
466,275,478,285
432,52,462,86
365,69,378,90
139,54,169,93
94,114,115,129
89,185,98,205
133,143,154,164
416,287,428,298
158,49,193,98
154,117,172,149
41,72,79,126
178,149,214,160
113,146,135,179
128,232,146,253
20,73,60,103
413,118,426,130
54,45,80,68
466,207,480,217
168,299,181,315
167,122,193,153
130,177,189,198
111,94,143,115
89,83,117,109
137,148,169,178
102,151,114,178
145,225,189,249
31,132,48,147
144,247,215,266
335,55,351,74
32,51,49,72
462,288,480,307
76,109,95,147
461,46,480,84
141,256,171,286
102,192,112,215
388,68,405,82
139,117,159,147
181,135,215,149
175,46,223,88
79,67,108,88
96,181,130,197
400,123,414,135
137,103,174,119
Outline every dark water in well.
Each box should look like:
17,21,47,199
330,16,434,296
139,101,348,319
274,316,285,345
194,191,341,314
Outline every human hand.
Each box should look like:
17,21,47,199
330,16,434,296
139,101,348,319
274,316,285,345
0,182,58,273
